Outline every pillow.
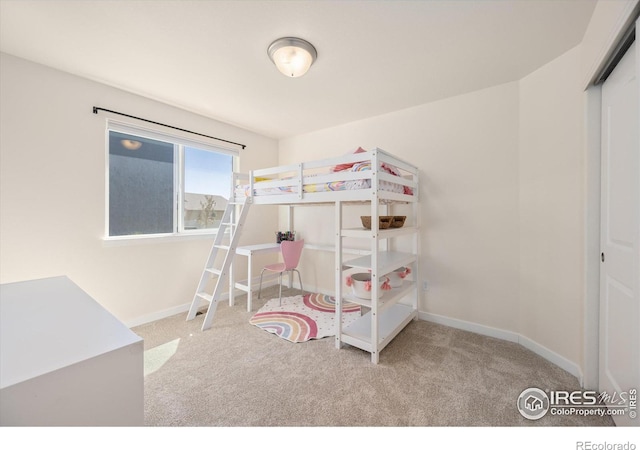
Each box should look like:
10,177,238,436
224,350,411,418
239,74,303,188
381,162,414,195
331,147,367,172
254,177,271,182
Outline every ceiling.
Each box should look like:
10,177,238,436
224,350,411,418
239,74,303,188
0,0,597,139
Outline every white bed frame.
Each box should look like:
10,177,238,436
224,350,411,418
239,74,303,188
231,148,421,363
234,147,417,205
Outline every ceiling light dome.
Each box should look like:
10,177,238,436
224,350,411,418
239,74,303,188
268,37,317,78
121,139,142,150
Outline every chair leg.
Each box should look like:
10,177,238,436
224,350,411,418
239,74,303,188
258,268,266,299
278,273,283,306
294,269,303,292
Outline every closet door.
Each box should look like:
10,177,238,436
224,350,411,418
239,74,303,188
599,39,639,427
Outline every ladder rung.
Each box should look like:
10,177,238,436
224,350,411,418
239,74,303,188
196,292,213,302
213,245,230,250
220,222,234,226
205,268,221,276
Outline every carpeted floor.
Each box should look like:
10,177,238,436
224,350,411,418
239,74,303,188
133,286,614,427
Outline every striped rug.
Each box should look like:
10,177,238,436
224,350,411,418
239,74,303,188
249,293,361,343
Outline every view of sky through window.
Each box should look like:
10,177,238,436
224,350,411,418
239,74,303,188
184,147,232,199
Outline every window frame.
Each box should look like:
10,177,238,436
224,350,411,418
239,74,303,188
104,120,238,241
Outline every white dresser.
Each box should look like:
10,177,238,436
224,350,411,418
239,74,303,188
0,276,144,426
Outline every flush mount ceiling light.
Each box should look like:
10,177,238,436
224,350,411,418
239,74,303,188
267,37,317,78
121,139,142,150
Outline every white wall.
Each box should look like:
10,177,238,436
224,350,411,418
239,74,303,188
518,46,585,370
280,48,591,375
0,53,279,325
280,81,521,333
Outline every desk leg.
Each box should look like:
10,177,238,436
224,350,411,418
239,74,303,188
229,254,235,307
247,253,253,312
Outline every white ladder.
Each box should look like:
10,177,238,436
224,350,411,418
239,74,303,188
186,199,251,330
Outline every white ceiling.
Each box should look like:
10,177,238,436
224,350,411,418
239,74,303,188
0,0,597,139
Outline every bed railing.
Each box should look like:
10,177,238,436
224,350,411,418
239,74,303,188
232,148,418,204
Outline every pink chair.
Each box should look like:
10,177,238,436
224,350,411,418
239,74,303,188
258,239,304,305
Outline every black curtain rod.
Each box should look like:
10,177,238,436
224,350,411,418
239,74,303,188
92,106,246,150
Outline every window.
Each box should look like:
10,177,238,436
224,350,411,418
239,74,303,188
107,122,236,238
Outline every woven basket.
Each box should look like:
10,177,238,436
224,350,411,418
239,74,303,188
361,216,393,229
391,216,407,228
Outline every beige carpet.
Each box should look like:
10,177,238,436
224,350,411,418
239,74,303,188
133,286,614,427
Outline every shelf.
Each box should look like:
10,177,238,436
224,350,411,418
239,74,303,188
341,303,417,353
234,272,280,292
342,281,416,311
341,226,418,239
343,251,417,274
236,242,370,256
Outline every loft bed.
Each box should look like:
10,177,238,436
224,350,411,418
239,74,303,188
229,147,420,363
232,147,417,206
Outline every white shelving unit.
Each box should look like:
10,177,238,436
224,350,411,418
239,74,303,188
334,156,419,364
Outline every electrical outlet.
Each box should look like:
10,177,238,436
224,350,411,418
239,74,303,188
422,281,428,291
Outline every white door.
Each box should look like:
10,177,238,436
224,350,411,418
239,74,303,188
599,39,639,427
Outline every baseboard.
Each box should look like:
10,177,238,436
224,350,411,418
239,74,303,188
420,311,520,343
125,301,194,328
124,279,282,328
518,335,584,386
420,311,583,384
302,283,333,297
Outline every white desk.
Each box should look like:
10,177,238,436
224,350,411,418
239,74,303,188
0,276,144,426
231,242,371,311
233,243,282,311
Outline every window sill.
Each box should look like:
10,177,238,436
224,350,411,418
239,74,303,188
103,230,228,246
